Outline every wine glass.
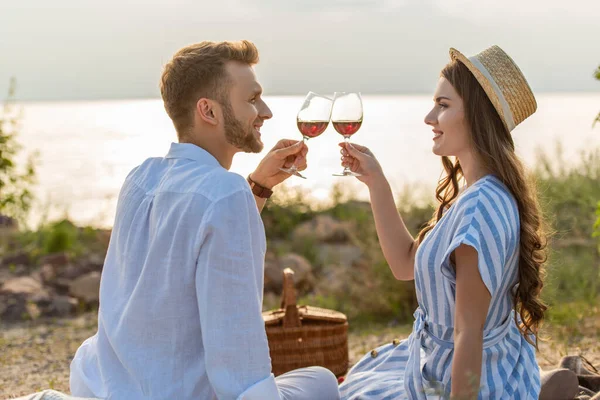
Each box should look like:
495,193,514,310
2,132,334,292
332,92,363,177
280,91,332,179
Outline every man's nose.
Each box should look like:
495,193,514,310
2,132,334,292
260,101,273,120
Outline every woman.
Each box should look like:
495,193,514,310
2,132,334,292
338,45,547,399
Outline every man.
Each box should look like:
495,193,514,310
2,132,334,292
70,40,340,400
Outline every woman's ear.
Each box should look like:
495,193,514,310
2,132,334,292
196,98,219,126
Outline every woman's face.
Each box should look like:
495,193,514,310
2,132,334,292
424,77,471,158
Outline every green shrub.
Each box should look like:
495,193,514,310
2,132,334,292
262,185,315,239
42,220,79,254
594,65,600,127
0,78,37,224
16,219,100,260
534,145,600,318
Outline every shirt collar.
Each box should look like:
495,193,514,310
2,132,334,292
165,142,222,168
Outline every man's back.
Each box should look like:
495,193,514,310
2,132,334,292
70,143,275,400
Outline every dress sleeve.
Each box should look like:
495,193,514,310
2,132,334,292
440,194,511,297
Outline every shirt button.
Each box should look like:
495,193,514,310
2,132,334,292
392,339,400,346
370,350,378,358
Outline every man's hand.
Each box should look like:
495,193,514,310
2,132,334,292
250,139,308,189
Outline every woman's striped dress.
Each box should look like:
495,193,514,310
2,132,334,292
339,175,540,399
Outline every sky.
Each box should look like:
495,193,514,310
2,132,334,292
1,0,599,101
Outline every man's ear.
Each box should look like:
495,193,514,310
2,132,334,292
196,98,219,126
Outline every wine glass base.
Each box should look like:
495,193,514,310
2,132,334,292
332,171,362,177
280,167,307,179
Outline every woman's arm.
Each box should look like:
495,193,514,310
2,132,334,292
341,142,418,280
368,178,418,280
451,244,492,398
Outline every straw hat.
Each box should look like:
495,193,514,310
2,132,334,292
449,45,536,132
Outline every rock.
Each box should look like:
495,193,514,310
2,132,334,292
315,265,350,296
0,293,28,321
1,276,43,294
0,276,47,321
30,290,52,306
69,271,101,304
81,253,105,272
40,264,56,283
54,254,104,282
292,215,352,244
25,301,41,319
315,244,363,267
1,251,30,268
0,268,12,285
11,264,30,276
264,252,315,294
48,295,78,317
38,252,70,268
53,277,73,292
0,264,29,286
264,252,281,293
56,264,88,281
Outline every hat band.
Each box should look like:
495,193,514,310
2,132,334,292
468,56,516,131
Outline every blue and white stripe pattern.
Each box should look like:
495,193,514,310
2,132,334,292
339,175,540,399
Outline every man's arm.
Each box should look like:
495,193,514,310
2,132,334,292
252,193,268,213
196,190,281,400
247,173,269,213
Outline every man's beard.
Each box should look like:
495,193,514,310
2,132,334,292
221,101,263,153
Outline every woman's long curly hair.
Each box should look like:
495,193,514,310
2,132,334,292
416,60,548,348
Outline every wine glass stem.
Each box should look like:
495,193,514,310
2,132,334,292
344,136,350,173
290,136,309,171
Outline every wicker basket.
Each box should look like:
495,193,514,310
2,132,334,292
263,268,349,377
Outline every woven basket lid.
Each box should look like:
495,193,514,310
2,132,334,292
449,45,537,132
263,305,347,326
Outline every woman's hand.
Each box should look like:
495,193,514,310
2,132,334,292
339,142,385,188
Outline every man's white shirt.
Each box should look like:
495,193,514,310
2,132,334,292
70,142,281,400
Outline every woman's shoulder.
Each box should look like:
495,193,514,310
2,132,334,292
453,175,519,227
457,175,516,206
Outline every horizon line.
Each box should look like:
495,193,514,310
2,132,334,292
6,89,600,104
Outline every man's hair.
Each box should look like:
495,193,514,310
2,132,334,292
160,40,259,136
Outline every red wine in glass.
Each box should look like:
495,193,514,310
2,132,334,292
298,120,329,138
332,120,362,137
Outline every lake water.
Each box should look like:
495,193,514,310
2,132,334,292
8,93,600,227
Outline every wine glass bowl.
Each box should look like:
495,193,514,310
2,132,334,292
280,92,332,179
